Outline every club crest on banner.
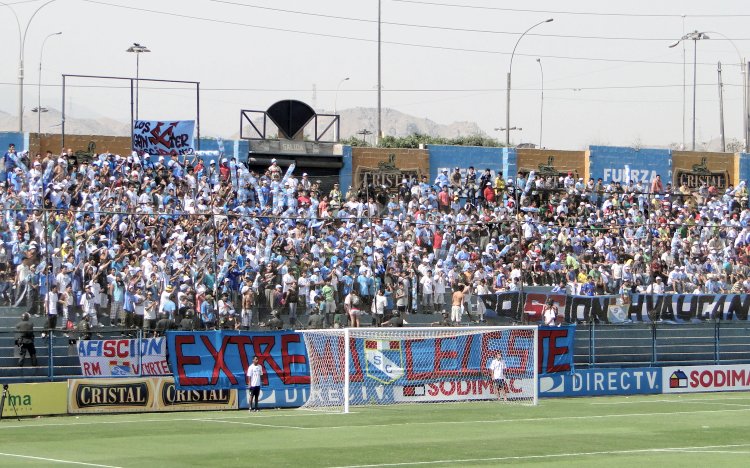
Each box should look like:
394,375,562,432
364,340,405,384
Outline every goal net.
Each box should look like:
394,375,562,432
300,326,538,413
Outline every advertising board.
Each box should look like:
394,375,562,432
1,382,68,417
539,367,662,397
67,377,237,414
662,365,750,394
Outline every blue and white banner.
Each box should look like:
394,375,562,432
77,338,169,377
132,120,195,155
539,367,662,397
166,330,310,391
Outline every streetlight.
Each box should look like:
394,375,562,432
126,42,150,120
1,0,58,132
506,18,553,147
35,31,62,137
702,31,748,153
334,77,349,141
669,30,710,151
536,58,544,149
495,127,522,132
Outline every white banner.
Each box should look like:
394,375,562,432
77,338,170,377
662,365,750,393
132,120,195,155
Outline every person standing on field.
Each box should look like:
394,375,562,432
246,356,264,412
488,351,508,401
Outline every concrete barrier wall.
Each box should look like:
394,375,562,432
588,145,671,185
427,145,503,183
672,150,736,189
517,148,587,181
351,147,429,191
4,130,750,189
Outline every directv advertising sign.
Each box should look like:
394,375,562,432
662,365,750,394
539,367,662,397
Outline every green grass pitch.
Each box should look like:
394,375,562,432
1,392,749,467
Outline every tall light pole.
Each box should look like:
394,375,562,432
334,77,349,141
34,31,62,137
1,0,58,132
703,31,747,153
506,18,553,147
670,30,710,151
377,0,382,146
126,43,150,120
536,58,544,149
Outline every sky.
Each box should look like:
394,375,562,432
1,0,749,150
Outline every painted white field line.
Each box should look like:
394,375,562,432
328,443,750,468
1,406,748,432
666,450,750,454
0,452,122,467
592,396,750,405
0,411,331,430
319,407,750,430
198,418,307,430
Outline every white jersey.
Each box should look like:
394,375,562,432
489,358,507,380
246,363,264,387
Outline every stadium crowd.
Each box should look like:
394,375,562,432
2,141,750,333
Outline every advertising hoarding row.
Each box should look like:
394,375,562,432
67,377,237,414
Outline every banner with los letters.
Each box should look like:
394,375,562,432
77,338,170,377
132,120,195,155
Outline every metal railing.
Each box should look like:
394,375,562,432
575,320,750,368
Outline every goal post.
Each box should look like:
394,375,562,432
300,326,538,413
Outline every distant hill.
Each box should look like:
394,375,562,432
0,108,130,136
1,106,488,141
336,107,487,139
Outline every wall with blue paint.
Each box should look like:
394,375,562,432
426,145,504,184
502,147,517,183
737,153,750,185
588,145,671,185
195,138,249,161
0,132,27,153
340,145,353,196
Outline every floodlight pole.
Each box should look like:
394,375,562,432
1,0,58,132
669,31,709,151
506,18,553,147
37,32,62,138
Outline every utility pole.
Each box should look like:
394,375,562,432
718,62,725,152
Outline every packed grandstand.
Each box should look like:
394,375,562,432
2,143,749,333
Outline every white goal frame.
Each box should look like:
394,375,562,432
300,326,539,413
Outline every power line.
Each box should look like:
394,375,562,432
0,80,743,92
79,0,741,67
392,0,750,18
207,0,750,42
